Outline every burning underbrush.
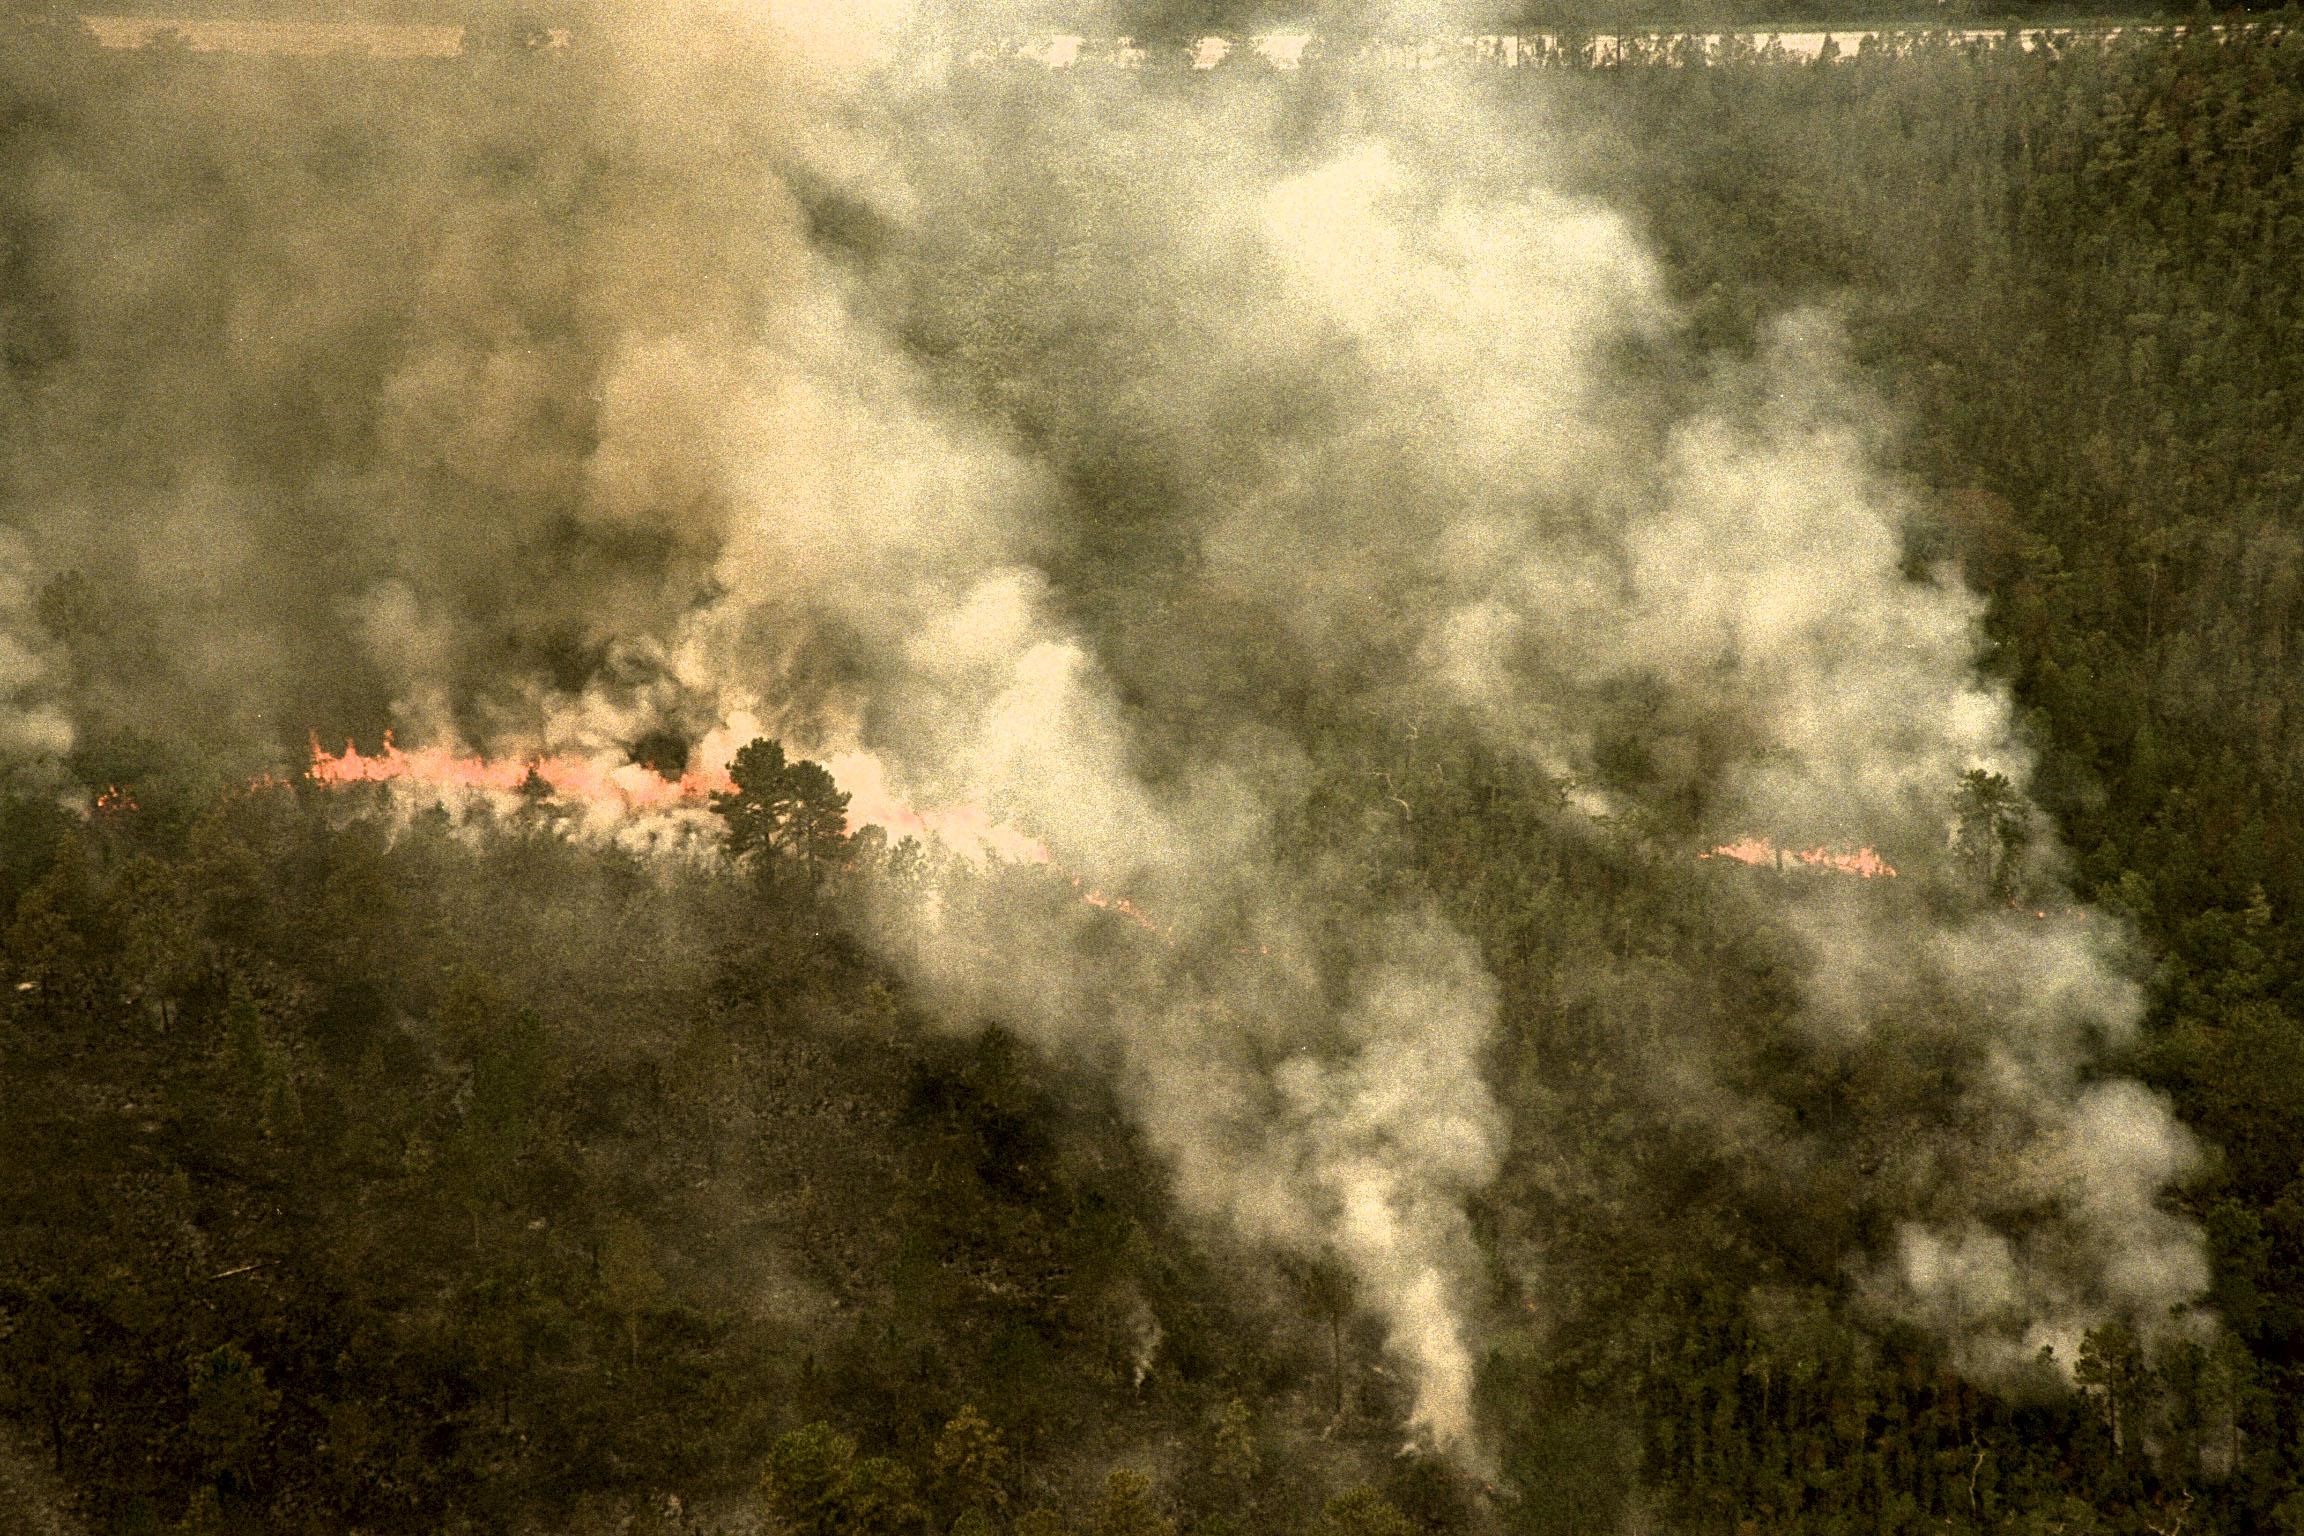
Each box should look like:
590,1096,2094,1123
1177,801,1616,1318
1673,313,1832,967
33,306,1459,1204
290,732,1184,938
1700,836,1898,878
298,733,1051,865
308,735,734,809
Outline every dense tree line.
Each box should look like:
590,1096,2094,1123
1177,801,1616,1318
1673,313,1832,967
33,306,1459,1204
1504,23,2304,1533
0,752,1452,1532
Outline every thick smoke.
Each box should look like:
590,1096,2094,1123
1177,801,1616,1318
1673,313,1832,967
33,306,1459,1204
847,53,2207,1395
0,0,2206,1459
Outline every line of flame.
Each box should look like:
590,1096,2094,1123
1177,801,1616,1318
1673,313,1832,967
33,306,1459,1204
303,734,1062,865
1699,836,1897,878
307,734,730,810
296,735,1200,946
1077,879,1167,937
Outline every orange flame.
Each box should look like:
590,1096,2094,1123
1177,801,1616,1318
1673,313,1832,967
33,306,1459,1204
302,735,1063,865
1700,836,1896,879
308,734,730,810
1077,880,1167,936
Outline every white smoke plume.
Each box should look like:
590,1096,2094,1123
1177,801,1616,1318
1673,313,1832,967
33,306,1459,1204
827,50,2202,1397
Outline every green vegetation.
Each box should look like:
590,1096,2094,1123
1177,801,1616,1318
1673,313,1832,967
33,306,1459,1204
0,759,1462,1532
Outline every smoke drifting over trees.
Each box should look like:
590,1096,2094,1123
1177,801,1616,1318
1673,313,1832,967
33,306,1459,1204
6,6,2289,1534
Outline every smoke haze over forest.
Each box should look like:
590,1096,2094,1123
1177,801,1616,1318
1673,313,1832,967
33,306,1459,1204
5,7,2299,1534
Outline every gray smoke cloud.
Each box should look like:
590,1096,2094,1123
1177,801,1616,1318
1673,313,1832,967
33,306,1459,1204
0,530,74,767
0,0,2207,1459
